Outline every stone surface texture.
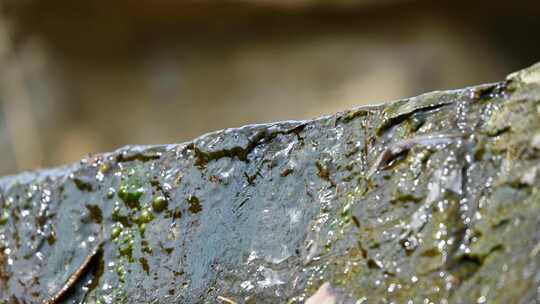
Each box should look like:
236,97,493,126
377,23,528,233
1,63,540,303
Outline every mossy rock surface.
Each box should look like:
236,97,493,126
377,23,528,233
2,63,540,303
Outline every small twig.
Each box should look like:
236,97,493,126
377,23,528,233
44,241,103,304
367,132,468,178
217,295,238,304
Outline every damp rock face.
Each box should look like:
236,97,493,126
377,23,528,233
2,63,540,303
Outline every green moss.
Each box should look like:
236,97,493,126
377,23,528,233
73,177,93,191
116,264,126,283
138,208,154,224
152,195,168,213
111,224,123,240
118,182,144,209
119,234,134,262
85,204,103,224
112,205,131,227
106,189,115,199
341,109,369,123
187,196,202,214
390,191,423,205
0,210,8,225
99,163,110,174
139,257,150,275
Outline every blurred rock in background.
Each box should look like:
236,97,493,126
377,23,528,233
0,0,538,175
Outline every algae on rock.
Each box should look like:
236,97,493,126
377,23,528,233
1,63,540,303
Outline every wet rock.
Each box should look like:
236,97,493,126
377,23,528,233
2,62,540,303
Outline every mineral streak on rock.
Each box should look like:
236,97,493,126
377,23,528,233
1,62,540,303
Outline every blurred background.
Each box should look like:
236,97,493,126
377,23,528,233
0,0,539,175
